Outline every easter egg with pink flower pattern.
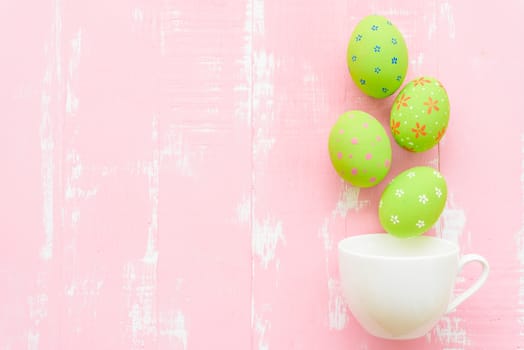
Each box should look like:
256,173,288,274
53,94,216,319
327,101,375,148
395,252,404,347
328,110,392,188
390,76,450,152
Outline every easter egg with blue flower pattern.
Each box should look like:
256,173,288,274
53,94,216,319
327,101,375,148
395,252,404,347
390,76,450,152
328,110,392,188
379,166,447,238
347,15,408,98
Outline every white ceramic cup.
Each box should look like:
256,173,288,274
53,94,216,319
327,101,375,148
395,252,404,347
338,234,489,340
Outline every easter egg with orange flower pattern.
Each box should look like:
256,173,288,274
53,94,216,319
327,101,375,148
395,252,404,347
390,77,450,152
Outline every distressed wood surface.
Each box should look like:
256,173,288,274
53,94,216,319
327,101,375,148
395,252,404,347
0,0,523,349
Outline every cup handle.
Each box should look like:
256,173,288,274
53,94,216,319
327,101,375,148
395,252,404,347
446,254,490,313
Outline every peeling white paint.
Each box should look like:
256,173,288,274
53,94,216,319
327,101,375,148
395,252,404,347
65,149,98,201
254,314,270,350
234,0,254,125
159,310,188,349
410,52,425,73
253,51,274,114
234,91,252,125
328,278,347,330
253,127,276,157
66,29,81,116
427,10,438,40
39,1,64,262
40,87,54,261
236,195,252,224
65,82,79,115
27,331,40,350
253,0,265,35
433,192,468,346
123,262,157,347
427,157,440,168
253,218,285,269
143,117,160,265
70,30,81,76
159,8,184,56
71,209,80,227
161,125,192,176
517,134,524,328
65,279,103,298
200,56,223,74
133,8,144,23
101,165,118,177
238,0,268,124
159,23,166,56
302,63,318,84
438,192,466,245
440,1,456,39
122,119,163,347
375,8,415,17
319,219,333,253
65,186,98,200
28,294,48,326
333,184,365,218
53,0,62,82
251,0,274,155
318,183,365,331
253,50,276,157
433,316,469,347
67,149,82,180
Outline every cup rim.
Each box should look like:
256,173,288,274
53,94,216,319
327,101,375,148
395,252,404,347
338,233,459,260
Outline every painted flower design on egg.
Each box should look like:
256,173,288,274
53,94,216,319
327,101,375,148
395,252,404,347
424,97,440,114
390,215,400,224
412,122,427,138
347,15,408,98
328,111,392,188
435,126,447,142
379,167,448,238
396,94,411,110
413,77,431,87
391,119,400,135
395,189,404,198
390,77,450,152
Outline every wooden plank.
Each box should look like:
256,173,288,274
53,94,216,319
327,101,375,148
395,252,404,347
1,0,524,349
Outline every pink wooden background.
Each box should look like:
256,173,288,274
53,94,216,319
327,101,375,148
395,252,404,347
1,0,523,348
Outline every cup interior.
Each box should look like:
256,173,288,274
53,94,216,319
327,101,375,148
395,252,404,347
338,234,458,259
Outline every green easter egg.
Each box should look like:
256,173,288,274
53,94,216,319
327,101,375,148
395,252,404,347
347,15,408,98
390,77,450,152
328,110,392,188
379,166,447,238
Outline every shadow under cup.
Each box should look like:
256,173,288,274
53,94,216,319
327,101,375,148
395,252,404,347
338,234,489,340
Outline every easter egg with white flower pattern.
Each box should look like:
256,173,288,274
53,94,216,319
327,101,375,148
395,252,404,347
390,77,450,152
379,166,447,238
328,110,392,188
347,15,408,98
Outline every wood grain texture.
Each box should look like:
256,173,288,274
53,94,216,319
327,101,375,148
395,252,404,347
0,0,522,349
